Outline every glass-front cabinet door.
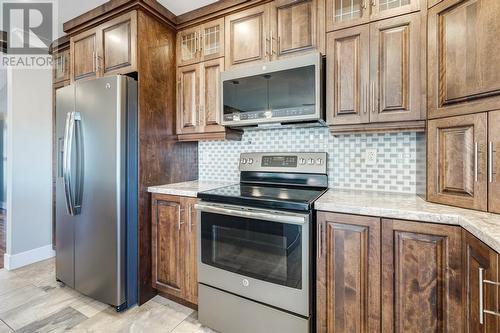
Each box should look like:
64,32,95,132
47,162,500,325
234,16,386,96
326,0,370,32
177,27,200,67
371,0,420,21
201,18,225,61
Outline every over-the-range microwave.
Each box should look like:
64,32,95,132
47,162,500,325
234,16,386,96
220,53,324,127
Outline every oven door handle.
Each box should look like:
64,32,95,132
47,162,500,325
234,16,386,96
194,203,309,225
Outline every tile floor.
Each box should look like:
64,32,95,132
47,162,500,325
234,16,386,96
0,259,216,333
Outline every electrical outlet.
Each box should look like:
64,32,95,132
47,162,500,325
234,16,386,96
364,148,377,165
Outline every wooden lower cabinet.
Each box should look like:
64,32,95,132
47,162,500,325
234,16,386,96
464,231,499,333
316,212,381,333
151,194,198,305
381,219,464,333
317,212,467,333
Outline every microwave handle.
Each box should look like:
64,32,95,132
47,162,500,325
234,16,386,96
195,203,309,225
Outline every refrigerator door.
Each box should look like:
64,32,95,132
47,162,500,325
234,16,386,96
74,76,128,307
55,85,76,288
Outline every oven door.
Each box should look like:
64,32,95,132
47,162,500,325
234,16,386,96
196,202,310,316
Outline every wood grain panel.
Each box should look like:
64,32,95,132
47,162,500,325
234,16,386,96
200,58,225,133
101,12,137,74
273,0,316,57
428,113,488,211
317,212,381,333
326,26,370,126
137,11,198,305
370,12,422,123
488,111,500,214
71,30,99,81
177,64,200,135
382,219,463,333
463,230,499,333
152,197,185,297
53,48,70,83
428,0,500,118
225,4,269,68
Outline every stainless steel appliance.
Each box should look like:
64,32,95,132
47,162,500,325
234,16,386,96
220,53,324,127
196,152,328,333
55,75,138,311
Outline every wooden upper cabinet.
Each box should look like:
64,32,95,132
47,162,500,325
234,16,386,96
271,0,318,58
100,11,137,76
71,29,99,82
381,219,464,333
326,25,370,125
428,0,500,119
225,4,270,68
326,0,419,32
317,212,381,333
177,64,201,135
427,113,488,211
488,111,500,214
370,12,422,123
200,58,225,133
151,195,187,300
53,48,70,83
326,0,370,32
463,231,499,333
177,18,225,67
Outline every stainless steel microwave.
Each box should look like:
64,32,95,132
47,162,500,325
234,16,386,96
220,53,323,127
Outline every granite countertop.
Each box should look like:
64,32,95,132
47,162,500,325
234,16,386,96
148,180,235,198
315,189,500,253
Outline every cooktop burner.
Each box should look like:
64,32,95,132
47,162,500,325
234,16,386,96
198,184,327,211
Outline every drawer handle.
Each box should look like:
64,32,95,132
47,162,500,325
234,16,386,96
178,207,185,231
475,142,479,183
479,267,500,324
489,142,496,183
318,223,323,259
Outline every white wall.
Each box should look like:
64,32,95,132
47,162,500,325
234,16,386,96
5,68,53,269
57,0,108,37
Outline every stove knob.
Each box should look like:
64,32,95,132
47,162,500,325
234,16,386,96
241,158,247,164
299,158,307,165
317,158,324,165
248,158,254,164
308,158,315,165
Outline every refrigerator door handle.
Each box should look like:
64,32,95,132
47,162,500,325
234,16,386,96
63,112,75,216
63,111,83,216
73,112,83,215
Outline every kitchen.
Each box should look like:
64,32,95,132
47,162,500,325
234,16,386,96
0,0,499,332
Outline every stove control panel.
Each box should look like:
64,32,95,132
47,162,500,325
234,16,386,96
239,152,327,174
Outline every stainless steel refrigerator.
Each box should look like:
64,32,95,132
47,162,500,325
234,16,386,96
55,75,138,311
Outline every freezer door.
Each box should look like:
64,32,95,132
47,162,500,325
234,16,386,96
74,76,128,307
55,85,76,288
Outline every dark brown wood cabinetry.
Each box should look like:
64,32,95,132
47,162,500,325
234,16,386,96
327,12,425,133
428,0,500,119
316,212,381,333
152,194,198,306
463,231,499,333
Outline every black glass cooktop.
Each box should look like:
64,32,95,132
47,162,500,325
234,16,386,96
198,184,328,211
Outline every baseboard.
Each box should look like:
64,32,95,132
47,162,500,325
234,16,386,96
4,244,55,270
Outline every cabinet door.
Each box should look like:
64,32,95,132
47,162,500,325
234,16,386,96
326,26,370,126
70,28,99,82
326,0,370,32
184,197,199,305
151,195,187,299
53,49,70,83
428,114,488,211
317,212,381,333
200,58,225,133
177,64,201,135
381,219,463,333
371,0,420,21
225,4,270,68
201,18,225,62
428,0,500,119
272,0,317,58
464,231,499,333
100,11,137,76
488,111,500,214
369,12,422,123
177,26,201,67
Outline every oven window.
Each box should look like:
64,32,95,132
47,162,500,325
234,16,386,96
201,212,302,289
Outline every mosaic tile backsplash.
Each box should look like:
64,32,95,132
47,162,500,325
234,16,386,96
199,127,425,194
